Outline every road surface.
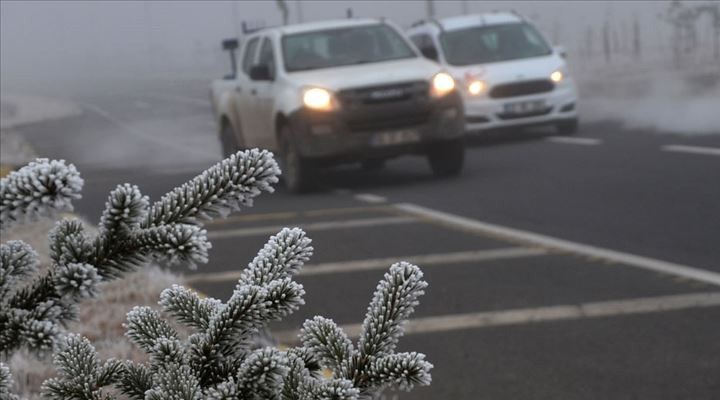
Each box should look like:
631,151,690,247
13,78,720,399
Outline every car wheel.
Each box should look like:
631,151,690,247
361,159,385,172
556,118,579,135
220,120,245,158
279,124,313,193
427,138,464,177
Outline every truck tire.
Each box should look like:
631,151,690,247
220,120,245,158
279,125,313,193
427,138,464,177
556,118,579,135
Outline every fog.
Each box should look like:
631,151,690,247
2,1,718,133
1,1,673,89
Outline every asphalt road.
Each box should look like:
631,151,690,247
14,78,720,399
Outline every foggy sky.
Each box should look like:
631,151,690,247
0,0,686,92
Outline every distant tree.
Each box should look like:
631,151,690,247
603,19,612,63
426,0,435,18
585,26,595,61
633,15,642,59
276,0,289,26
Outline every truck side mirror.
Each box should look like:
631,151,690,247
554,45,567,59
249,64,273,81
222,38,240,79
222,38,239,51
420,46,439,62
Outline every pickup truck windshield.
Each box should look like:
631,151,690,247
440,22,552,66
282,24,416,72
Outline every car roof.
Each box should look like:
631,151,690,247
273,18,384,36
409,12,524,34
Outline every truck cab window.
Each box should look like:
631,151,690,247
257,38,276,79
242,37,260,74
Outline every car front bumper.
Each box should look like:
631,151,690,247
287,92,464,164
463,82,578,132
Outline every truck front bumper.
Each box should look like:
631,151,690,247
287,92,464,164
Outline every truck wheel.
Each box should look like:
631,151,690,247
279,125,313,193
427,138,465,177
556,118,579,135
220,121,245,158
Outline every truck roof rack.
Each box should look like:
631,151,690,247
410,18,444,31
241,20,267,35
509,9,526,21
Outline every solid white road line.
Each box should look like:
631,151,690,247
546,136,602,146
395,203,720,287
207,216,417,239
273,291,720,342
185,247,546,284
145,93,209,106
82,103,213,159
662,144,720,157
354,193,387,204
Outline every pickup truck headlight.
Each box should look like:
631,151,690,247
431,72,456,97
303,87,338,111
550,70,564,83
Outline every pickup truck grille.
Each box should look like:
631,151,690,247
338,81,429,106
338,81,431,132
489,79,554,98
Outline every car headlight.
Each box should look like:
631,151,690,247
303,87,337,111
431,72,455,97
550,70,564,83
467,80,487,95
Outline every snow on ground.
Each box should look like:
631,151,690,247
1,93,83,169
0,93,82,130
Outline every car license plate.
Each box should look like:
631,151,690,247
371,129,420,147
503,100,546,114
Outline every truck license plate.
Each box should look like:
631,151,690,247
371,129,420,147
503,100,546,114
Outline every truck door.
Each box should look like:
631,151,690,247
235,37,261,147
252,37,279,150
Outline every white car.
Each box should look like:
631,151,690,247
210,19,465,192
407,12,579,135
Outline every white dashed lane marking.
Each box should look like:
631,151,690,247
546,136,602,146
207,215,417,239
273,291,720,342
395,202,720,287
354,193,387,204
185,247,547,284
661,144,720,157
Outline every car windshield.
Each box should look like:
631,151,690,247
282,24,417,72
440,22,552,66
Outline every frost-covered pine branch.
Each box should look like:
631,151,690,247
300,262,433,397
1,150,280,357
4,151,433,399
41,229,432,399
0,158,83,231
0,362,19,400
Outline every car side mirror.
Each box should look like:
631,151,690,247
249,64,273,81
420,46,439,62
554,45,567,59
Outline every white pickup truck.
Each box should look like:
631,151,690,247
210,18,465,192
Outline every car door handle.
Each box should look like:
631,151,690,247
250,89,257,95
235,86,242,93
